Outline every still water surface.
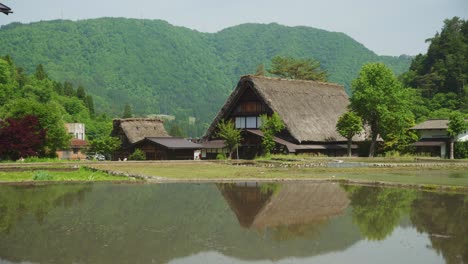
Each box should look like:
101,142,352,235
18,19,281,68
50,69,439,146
0,182,466,264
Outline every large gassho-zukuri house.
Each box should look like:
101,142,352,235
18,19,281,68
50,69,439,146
202,75,366,159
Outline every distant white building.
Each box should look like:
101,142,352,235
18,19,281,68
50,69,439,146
66,123,85,140
57,123,87,160
411,119,468,158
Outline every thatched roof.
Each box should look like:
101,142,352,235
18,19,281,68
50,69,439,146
412,119,468,130
205,75,358,143
219,182,350,229
112,118,169,144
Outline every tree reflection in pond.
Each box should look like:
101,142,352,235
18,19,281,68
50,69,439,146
344,185,417,240
0,182,466,264
0,184,91,233
410,192,468,264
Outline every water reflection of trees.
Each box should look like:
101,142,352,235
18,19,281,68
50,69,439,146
345,185,467,263
410,192,467,264
0,184,91,233
344,186,416,240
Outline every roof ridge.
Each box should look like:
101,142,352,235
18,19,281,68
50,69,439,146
242,74,343,88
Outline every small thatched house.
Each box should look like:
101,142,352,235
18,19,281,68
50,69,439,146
111,118,201,160
218,182,350,229
203,75,364,158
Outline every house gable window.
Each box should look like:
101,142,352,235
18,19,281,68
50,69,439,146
235,116,262,129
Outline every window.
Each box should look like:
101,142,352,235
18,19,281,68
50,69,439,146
235,116,262,129
235,117,246,128
246,117,257,128
257,116,262,128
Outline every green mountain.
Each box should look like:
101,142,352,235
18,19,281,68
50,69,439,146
0,18,411,132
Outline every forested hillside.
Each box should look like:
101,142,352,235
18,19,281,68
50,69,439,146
402,17,467,119
0,18,411,135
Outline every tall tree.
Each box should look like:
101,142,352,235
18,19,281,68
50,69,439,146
85,95,95,115
350,63,415,157
76,85,86,100
2,98,70,156
122,103,133,118
336,112,363,157
216,119,241,159
260,112,285,156
63,81,74,97
34,64,48,80
254,64,266,76
447,111,468,159
268,56,327,81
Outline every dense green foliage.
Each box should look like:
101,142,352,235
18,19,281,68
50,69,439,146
216,120,241,159
350,63,416,156
88,136,121,159
0,18,410,136
268,56,327,81
336,112,363,156
260,113,285,156
447,111,468,159
0,56,112,158
128,148,146,160
402,17,468,117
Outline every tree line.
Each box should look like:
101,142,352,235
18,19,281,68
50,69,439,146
0,56,115,160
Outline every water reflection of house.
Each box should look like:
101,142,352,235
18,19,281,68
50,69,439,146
218,182,350,229
203,75,366,158
111,118,202,160
56,123,88,160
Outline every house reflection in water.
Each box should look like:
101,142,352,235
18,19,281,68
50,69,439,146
217,182,350,230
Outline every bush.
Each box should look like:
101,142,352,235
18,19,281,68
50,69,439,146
454,141,468,159
216,153,227,160
128,149,146,160
32,170,54,181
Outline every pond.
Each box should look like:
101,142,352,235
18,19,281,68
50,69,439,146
0,182,466,263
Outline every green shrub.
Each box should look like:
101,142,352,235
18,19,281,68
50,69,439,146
454,141,468,159
32,170,54,181
216,153,227,160
128,149,146,160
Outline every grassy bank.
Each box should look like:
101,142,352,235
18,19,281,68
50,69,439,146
88,161,468,187
0,167,130,182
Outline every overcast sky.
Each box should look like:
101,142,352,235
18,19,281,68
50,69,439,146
0,0,466,56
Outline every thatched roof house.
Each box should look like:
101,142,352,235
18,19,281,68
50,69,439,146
203,75,363,158
111,118,203,160
111,118,169,148
219,182,350,229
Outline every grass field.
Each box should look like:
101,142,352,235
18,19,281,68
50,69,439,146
0,167,130,182
88,161,468,187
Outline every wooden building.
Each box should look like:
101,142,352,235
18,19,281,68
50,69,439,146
411,119,468,158
203,75,366,158
133,137,202,160
111,118,202,160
